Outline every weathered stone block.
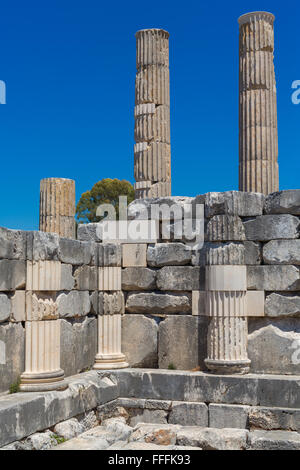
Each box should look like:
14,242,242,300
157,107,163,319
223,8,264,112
74,265,97,290
26,292,58,321
192,291,206,315
0,294,11,323
248,430,300,450
0,260,26,291
147,243,192,267
0,227,27,260
126,292,191,314
99,292,125,315
122,268,156,291
263,240,300,264
205,242,245,265
99,243,122,267
122,315,158,368
77,223,101,242
206,265,247,291
205,191,264,218
57,291,91,318
247,265,300,291
60,317,97,377
156,266,204,291
176,427,248,450
265,293,300,317
26,231,60,261
169,402,208,426
129,409,168,427
60,264,75,290
158,315,208,370
0,322,25,393
264,190,300,215
122,244,147,267
128,197,195,221
129,423,180,445
244,215,300,241
206,215,246,241
59,238,93,265
209,404,250,429
244,241,262,265
246,291,265,317
248,406,300,432
10,291,26,322
248,318,300,374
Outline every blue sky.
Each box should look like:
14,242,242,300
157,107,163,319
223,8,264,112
0,0,299,230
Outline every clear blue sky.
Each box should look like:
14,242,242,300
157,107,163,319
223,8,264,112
0,0,299,230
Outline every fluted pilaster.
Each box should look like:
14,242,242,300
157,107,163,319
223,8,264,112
238,11,279,194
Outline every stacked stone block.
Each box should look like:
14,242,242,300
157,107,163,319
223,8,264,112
238,12,279,194
134,29,171,198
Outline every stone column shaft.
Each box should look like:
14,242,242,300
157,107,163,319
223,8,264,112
39,178,76,238
238,11,279,194
134,29,171,199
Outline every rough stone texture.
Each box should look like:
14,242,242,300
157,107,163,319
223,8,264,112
0,227,27,260
53,418,84,440
60,317,97,377
129,409,168,427
0,294,11,323
0,322,25,393
60,264,75,290
99,292,125,315
26,231,60,261
263,240,300,265
156,266,204,291
205,242,245,265
147,243,192,267
169,402,208,427
247,265,300,291
59,238,93,265
129,423,180,445
248,407,300,432
244,241,262,265
0,260,26,291
265,190,300,215
248,430,300,450
126,292,191,314
205,191,264,218
10,291,26,322
206,215,246,241
158,315,208,370
98,243,122,267
24,431,57,450
209,404,250,429
73,265,97,290
128,197,194,220
77,223,100,242
57,291,91,318
265,293,300,317
122,244,147,267
177,427,248,450
122,315,158,368
244,215,300,241
248,318,300,375
122,267,156,291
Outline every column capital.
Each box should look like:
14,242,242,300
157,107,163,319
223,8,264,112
135,28,169,38
238,11,275,26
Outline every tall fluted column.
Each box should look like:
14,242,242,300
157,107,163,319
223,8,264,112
134,29,171,199
238,12,279,194
39,178,76,238
205,243,251,374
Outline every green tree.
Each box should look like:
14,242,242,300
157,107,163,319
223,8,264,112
76,178,135,223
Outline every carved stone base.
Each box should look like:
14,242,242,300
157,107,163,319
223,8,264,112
205,359,251,375
20,369,67,392
93,353,128,370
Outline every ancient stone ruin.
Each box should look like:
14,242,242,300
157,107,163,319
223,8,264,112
0,12,300,451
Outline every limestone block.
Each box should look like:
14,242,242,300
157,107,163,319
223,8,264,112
205,242,245,265
77,223,101,242
57,291,90,318
98,267,121,291
176,427,248,450
73,265,97,290
99,292,125,315
205,291,246,316
26,231,60,261
147,243,191,267
244,215,300,241
10,291,26,322
247,265,300,291
248,430,300,451
60,264,75,290
246,291,265,317
192,291,206,315
0,260,26,291
90,291,98,314
0,294,11,323
158,315,209,370
26,292,58,321
248,407,300,432
128,196,194,221
248,318,300,374
156,266,204,291
59,238,93,265
205,191,264,218
60,317,97,377
0,227,27,260
122,244,147,267
205,266,247,291
209,404,250,429
169,402,208,427
122,314,158,368
136,29,169,68
122,267,156,291
135,65,170,106
264,190,300,215
53,418,84,440
26,260,61,291
263,240,300,265
129,409,168,426
244,241,262,265
206,215,246,241
0,322,25,393
265,293,300,317
99,243,122,267
129,423,180,445
126,292,191,314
